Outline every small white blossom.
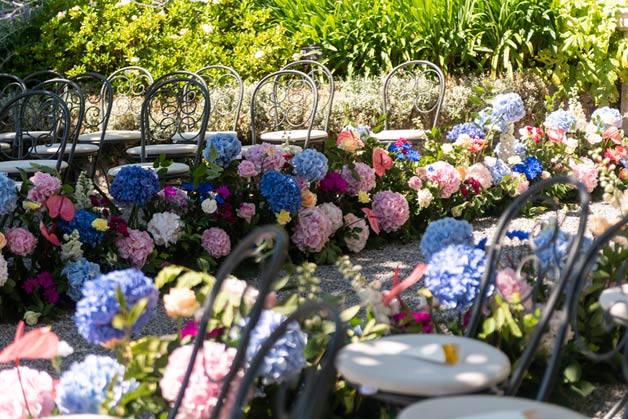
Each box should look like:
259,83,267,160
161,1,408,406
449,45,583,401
57,341,74,357
201,198,218,214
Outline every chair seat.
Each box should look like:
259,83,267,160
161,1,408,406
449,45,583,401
0,143,10,150
260,129,328,143
126,143,197,158
240,144,302,156
335,334,511,397
0,160,68,173
33,143,99,155
107,161,189,177
372,129,425,142
0,131,52,142
397,395,587,419
171,130,238,143
78,130,141,144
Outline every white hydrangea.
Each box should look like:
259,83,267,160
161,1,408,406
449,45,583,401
147,212,184,247
318,202,343,233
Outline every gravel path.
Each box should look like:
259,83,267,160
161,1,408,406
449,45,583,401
0,200,624,418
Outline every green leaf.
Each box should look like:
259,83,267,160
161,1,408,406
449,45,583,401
340,305,361,322
154,265,187,289
564,361,581,384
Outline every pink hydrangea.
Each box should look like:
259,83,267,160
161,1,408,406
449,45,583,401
157,186,189,212
291,207,333,253
27,172,62,203
243,143,286,172
343,213,369,253
371,191,410,233
202,227,231,258
5,227,37,256
407,176,423,190
466,163,493,190
496,268,532,308
341,162,376,195
237,160,259,177
570,157,598,193
0,367,55,419
160,341,243,419
318,202,343,233
116,228,154,268
425,161,461,198
236,202,256,223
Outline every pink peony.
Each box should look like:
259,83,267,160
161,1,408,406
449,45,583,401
496,268,532,308
237,160,259,178
0,366,55,419
341,162,376,195
318,202,343,233
570,157,598,193
466,163,493,190
407,176,423,190
202,227,231,258
26,172,62,204
371,191,410,233
5,227,37,256
343,213,369,253
425,161,461,198
236,202,256,223
291,207,333,253
243,143,285,172
116,228,154,268
160,341,243,419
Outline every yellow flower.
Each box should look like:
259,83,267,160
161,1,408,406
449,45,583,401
276,210,292,225
91,218,109,231
0,232,6,250
23,201,41,210
357,191,370,203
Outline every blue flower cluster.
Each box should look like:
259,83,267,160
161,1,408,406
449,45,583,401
204,132,242,167
56,355,137,414
474,107,508,133
388,142,421,162
533,227,591,272
0,172,17,215
260,171,302,214
512,156,543,181
420,217,474,262
424,244,488,312
621,157,628,169
58,209,105,247
492,93,525,123
446,122,485,142
245,309,307,384
75,268,158,345
544,109,577,132
487,159,512,184
590,107,622,131
514,141,527,159
62,258,101,302
110,166,161,205
291,149,328,182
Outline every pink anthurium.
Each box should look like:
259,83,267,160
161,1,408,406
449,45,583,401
361,207,380,235
39,221,60,247
46,195,75,222
0,321,60,364
372,148,393,177
382,263,427,307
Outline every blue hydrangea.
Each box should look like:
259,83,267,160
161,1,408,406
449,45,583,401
512,156,543,181
533,227,591,272
56,355,138,414
474,107,508,133
63,258,101,302
487,159,512,184
110,166,161,205
420,217,474,262
590,107,623,131
621,157,628,169
506,230,530,241
446,122,486,142
424,244,489,312
260,171,302,214
58,209,105,247
74,268,158,345
0,172,17,215
356,124,371,138
244,309,307,384
291,149,328,182
492,93,525,123
514,141,527,159
388,141,421,162
544,109,577,132
204,132,242,167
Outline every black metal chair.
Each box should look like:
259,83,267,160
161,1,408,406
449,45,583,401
196,65,244,135
22,70,65,89
372,60,445,144
0,74,26,152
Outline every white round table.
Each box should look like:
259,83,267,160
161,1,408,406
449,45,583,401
397,395,588,419
599,284,628,326
335,334,511,397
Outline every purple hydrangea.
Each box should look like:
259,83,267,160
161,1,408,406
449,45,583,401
446,122,486,142
475,107,508,133
590,107,623,131
74,268,158,345
110,166,161,205
487,159,512,184
204,132,242,167
62,258,101,302
260,171,302,214
420,217,474,262
544,109,577,132
291,149,328,182
492,93,525,123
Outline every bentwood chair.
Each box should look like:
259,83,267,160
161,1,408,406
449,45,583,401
372,60,445,144
0,74,26,151
195,65,243,136
250,70,319,149
336,177,591,409
22,70,65,89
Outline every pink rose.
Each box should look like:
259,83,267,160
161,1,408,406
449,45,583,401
546,127,566,144
236,203,256,223
238,160,259,178
202,227,231,258
5,227,37,256
116,228,154,268
496,268,532,308
407,176,423,190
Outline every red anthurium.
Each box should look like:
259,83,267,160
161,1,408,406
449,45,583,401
372,148,393,177
46,195,75,222
382,263,427,307
361,207,380,235
0,321,60,364
39,221,60,247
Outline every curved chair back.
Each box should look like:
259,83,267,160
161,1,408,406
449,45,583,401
196,65,244,133
0,74,26,105
22,70,65,89
250,70,319,148
106,66,154,130
381,60,445,131
281,60,334,132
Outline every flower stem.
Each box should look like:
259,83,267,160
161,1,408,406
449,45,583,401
16,365,35,419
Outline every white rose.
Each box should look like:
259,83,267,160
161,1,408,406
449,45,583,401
201,198,218,214
417,189,433,209
441,143,453,154
23,311,41,326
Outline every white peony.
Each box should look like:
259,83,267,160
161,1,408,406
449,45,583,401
147,212,184,247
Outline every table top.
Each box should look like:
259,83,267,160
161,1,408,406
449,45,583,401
599,284,628,326
335,334,511,397
397,395,588,419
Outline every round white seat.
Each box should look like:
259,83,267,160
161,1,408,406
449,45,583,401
126,143,197,157
397,395,587,419
372,129,425,142
0,143,10,150
240,144,302,156
0,160,68,173
260,129,328,142
335,334,511,397
0,131,52,142
108,162,189,177
172,130,238,143
33,143,99,155
599,284,628,326
78,130,141,144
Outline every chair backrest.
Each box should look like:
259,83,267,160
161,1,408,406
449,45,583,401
196,65,244,133
106,66,154,131
281,60,334,132
22,70,65,89
250,70,319,148
139,75,210,168
0,74,26,106
465,176,590,401
0,90,71,172
381,60,445,131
